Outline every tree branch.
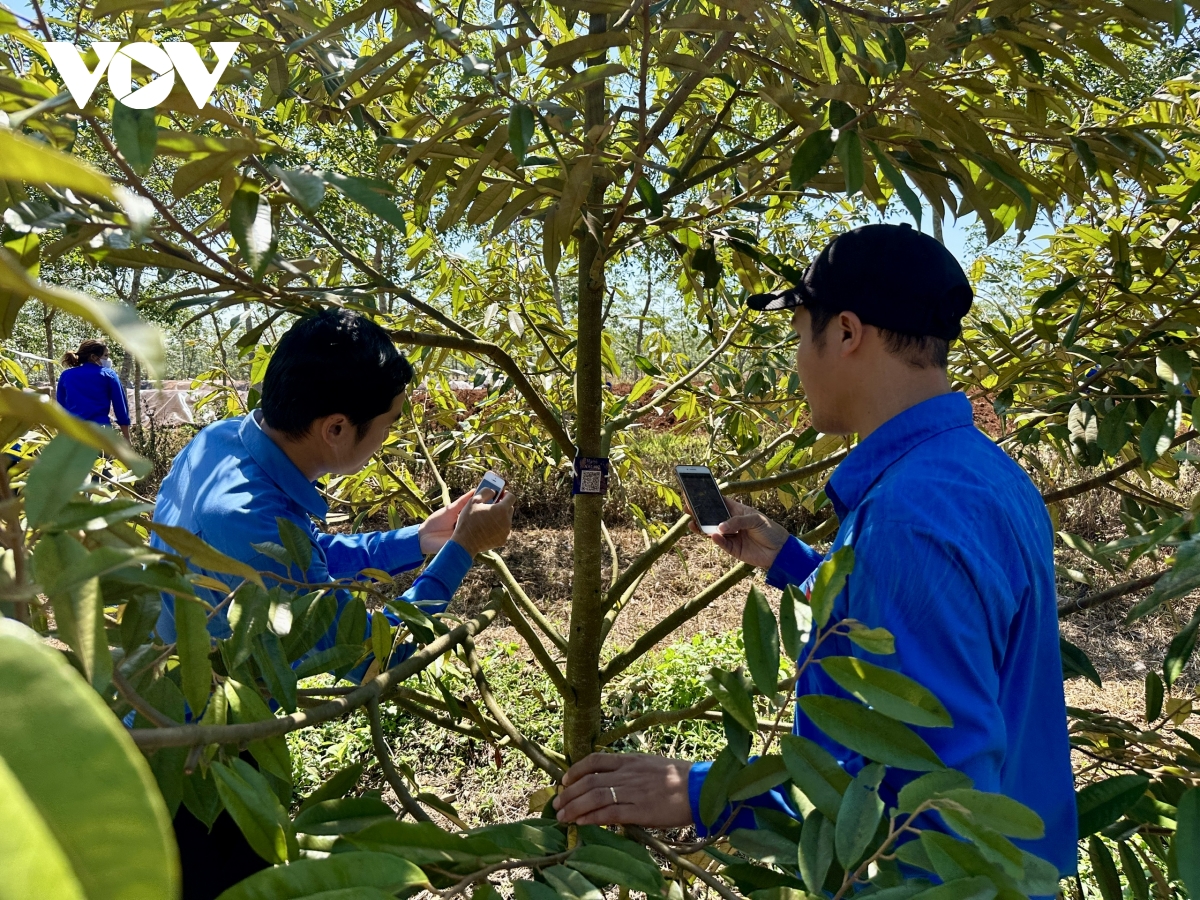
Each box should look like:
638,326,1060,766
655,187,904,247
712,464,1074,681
115,668,181,728
605,515,692,613
1041,431,1197,505
481,551,569,653
601,563,754,684
627,826,741,900
1057,570,1167,618
367,698,434,822
493,588,570,696
463,637,567,779
130,601,500,750
720,448,848,496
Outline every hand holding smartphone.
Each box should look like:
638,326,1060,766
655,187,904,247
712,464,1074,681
674,465,730,535
475,470,506,502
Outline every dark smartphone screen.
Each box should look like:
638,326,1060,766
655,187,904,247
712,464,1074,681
679,470,729,527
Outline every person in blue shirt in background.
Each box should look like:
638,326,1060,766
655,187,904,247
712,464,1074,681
56,338,132,441
152,308,516,899
553,224,1077,877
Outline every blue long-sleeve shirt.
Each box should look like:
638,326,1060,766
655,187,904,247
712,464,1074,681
56,362,130,427
686,392,1076,876
150,411,472,677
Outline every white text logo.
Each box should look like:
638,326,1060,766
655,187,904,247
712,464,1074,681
44,41,240,110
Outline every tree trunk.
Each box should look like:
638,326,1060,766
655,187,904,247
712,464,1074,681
564,10,610,765
43,308,56,392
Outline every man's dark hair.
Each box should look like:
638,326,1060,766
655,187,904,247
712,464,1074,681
262,309,415,439
807,302,950,369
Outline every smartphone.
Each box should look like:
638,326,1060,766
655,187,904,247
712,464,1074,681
675,465,730,535
475,470,506,503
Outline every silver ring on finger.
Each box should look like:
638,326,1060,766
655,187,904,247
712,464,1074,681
609,786,618,805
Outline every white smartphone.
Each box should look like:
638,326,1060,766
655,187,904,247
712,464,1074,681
475,470,506,502
675,465,730,535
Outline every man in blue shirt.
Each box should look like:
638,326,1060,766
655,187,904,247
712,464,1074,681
153,309,515,898
553,224,1076,876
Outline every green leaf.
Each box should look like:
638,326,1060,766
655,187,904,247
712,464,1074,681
836,129,864,196
298,761,364,815
1145,670,1164,721
780,584,806,661
292,796,395,835
729,754,789,801
819,657,951,727
371,609,394,669
835,763,884,868
1118,840,1150,900
636,176,664,218
897,770,973,814
276,516,313,573
1163,604,1200,687
1178,788,1200,897
346,820,506,869
323,171,409,234
31,534,111,691
935,807,1024,877
1139,401,1180,464
567,844,664,896
337,596,368,646
743,586,781,696
514,881,560,900
211,758,298,864
25,434,98,528
175,595,213,715
1076,774,1149,837
723,709,752,763
224,679,291,787
937,789,1043,839
112,103,157,175
1157,347,1192,388
0,753,85,899
810,546,854,629
706,666,758,731
908,876,997,900
790,129,835,191
1060,637,1102,686
1088,836,1122,900
0,129,115,199
0,618,178,898
385,598,438,644
1126,535,1200,622
542,865,603,900
798,696,944,771
224,583,271,669
798,810,834,893
149,522,265,588
728,827,798,866
699,746,743,828
269,165,326,212
846,625,895,655
230,183,277,281
293,644,365,680
781,735,851,821
509,104,535,165
252,631,297,713
869,141,921,227
214,851,427,900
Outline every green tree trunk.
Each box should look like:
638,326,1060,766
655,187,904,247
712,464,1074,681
564,11,610,765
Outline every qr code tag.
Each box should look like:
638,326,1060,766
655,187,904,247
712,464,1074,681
572,455,610,495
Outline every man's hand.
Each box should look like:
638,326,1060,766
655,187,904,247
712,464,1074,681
689,497,789,569
449,488,516,557
553,753,693,828
418,490,475,555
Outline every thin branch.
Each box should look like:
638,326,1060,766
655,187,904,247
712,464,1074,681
439,850,575,899
720,449,848,496
114,668,180,728
1041,431,1197,505
605,515,692,612
626,826,741,900
601,520,620,592
821,0,952,24
495,588,570,696
601,563,754,684
411,408,452,508
481,551,569,653
130,601,500,750
462,637,566,779
1057,570,1167,618
368,698,434,822
596,696,719,747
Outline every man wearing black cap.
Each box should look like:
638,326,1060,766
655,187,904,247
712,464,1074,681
553,224,1077,877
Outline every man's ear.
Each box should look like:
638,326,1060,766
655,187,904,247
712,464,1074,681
838,311,865,356
318,413,351,445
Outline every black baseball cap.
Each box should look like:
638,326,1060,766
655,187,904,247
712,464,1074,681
745,223,973,340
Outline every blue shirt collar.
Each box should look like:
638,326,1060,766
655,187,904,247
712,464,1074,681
825,392,975,519
238,410,328,521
